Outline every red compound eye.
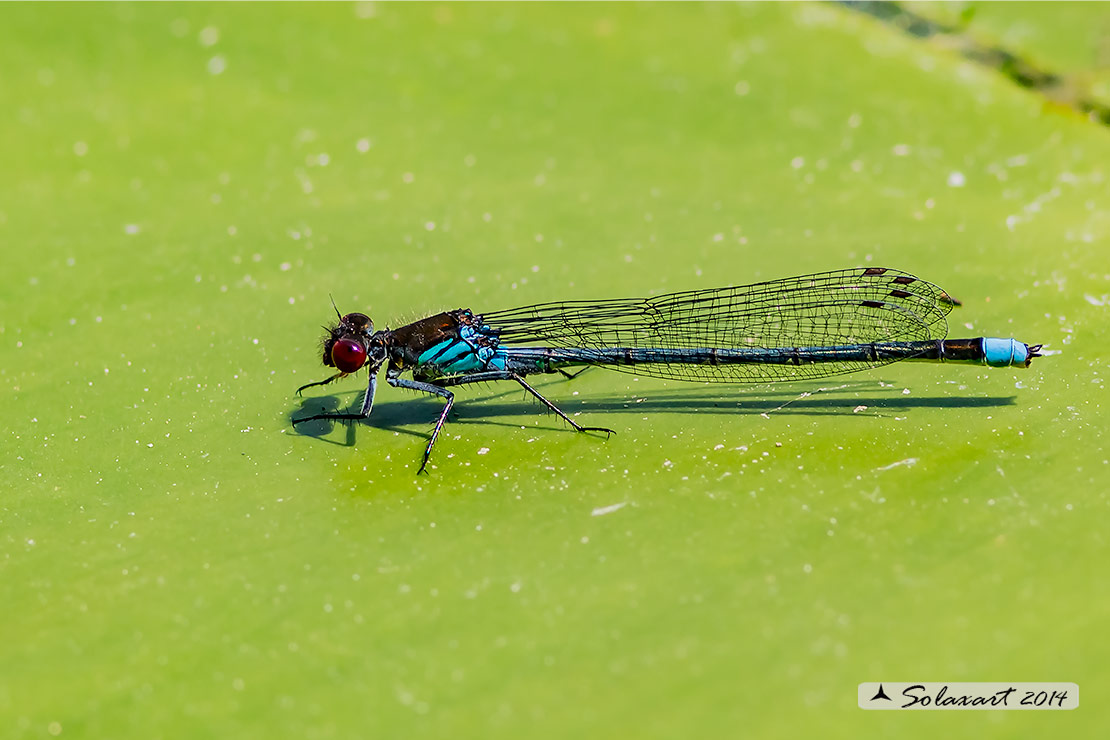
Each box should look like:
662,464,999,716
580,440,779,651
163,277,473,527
331,339,368,373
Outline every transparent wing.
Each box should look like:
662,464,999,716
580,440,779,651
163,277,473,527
478,267,957,382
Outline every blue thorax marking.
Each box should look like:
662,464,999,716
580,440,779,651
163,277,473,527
417,324,506,374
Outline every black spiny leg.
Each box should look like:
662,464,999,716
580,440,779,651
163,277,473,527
296,372,346,396
388,376,455,474
292,375,377,426
397,370,614,473
435,370,616,437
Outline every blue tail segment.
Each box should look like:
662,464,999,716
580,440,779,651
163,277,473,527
982,337,1029,367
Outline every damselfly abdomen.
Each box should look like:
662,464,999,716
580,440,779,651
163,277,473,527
292,267,1041,473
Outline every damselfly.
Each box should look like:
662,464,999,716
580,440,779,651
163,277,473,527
292,267,1040,472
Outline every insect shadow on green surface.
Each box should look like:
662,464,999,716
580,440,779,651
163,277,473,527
289,378,1018,446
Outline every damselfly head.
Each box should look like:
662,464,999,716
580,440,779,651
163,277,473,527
321,311,379,373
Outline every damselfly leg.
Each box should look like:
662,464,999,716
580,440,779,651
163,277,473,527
385,377,455,474
296,372,346,396
293,375,377,426
439,370,614,434
404,370,613,474
294,369,613,473
292,379,375,425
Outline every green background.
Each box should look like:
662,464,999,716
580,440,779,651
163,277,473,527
2,2,1106,737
